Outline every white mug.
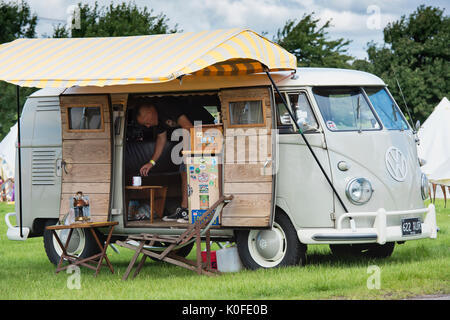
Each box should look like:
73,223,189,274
132,176,142,186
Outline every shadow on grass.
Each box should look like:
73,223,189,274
305,246,434,268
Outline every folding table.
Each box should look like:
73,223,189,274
46,221,118,277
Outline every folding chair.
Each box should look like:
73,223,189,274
116,195,233,280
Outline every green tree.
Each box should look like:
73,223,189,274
0,0,38,140
53,1,179,38
354,6,450,123
275,13,353,68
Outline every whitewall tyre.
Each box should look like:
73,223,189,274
236,211,307,270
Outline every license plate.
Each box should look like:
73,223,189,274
401,218,422,236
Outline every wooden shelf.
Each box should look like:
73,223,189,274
125,185,164,190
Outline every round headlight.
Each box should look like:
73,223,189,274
421,173,429,200
346,178,373,205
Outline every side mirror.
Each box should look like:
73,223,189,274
415,120,421,131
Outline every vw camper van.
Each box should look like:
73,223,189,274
1,31,436,270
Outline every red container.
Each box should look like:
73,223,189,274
201,251,217,270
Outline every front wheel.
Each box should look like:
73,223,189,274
236,212,306,270
43,219,103,265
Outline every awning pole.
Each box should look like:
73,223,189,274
265,69,349,214
16,85,24,237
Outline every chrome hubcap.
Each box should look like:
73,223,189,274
248,222,287,268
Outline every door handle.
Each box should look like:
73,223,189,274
61,160,68,175
262,158,272,175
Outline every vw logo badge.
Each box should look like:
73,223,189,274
385,147,408,181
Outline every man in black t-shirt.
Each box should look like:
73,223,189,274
135,100,213,223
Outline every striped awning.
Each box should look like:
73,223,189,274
0,29,296,88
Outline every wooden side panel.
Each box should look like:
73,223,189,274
59,95,112,222
224,163,272,182
61,164,111,183
219,87,274,228
62,140,111,164
220,194,272,227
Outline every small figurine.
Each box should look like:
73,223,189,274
73,191,90,222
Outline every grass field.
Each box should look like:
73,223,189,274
0,200,449,300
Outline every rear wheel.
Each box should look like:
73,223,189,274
236,212,307,270
43,219,103,265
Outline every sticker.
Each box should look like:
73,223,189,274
199,164,206,170
326,120,337,130
210,174,217,180
199,158,206,164
209,180,214,186
211,158,217,166
190,175,197,180
199,184,209,193
192,209,219,226
187,185,193,197
195,168,201,174
189,166,195,173
208,166,218,173
198,172,209,182
199,195,209,209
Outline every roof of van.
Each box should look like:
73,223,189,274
277,67,385,87
31,67,386,96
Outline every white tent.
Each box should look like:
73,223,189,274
0,123,17,180
417,97,450,188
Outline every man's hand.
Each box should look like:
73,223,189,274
140,162,154,176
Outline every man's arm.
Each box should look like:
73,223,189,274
140,131,167,176
177,114,193,130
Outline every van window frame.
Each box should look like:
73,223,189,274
312,86,384,133
225,97,267,128
275,90,321,134
66,104,105,133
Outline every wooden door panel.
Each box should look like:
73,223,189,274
224,163,272,182
59,95,112,222
220,87,275,228
61,163,111,183
62,139,111,164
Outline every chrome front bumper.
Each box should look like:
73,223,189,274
298,204,437,244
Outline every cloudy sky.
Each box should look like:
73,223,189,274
25,0,448,59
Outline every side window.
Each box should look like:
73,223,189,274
288,93,319,133
275,93,295,133
228,100,265,126
67,106,103,131
275,92,319,134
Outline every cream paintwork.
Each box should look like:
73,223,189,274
8,68,436,247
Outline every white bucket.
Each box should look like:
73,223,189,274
216,246,244,272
